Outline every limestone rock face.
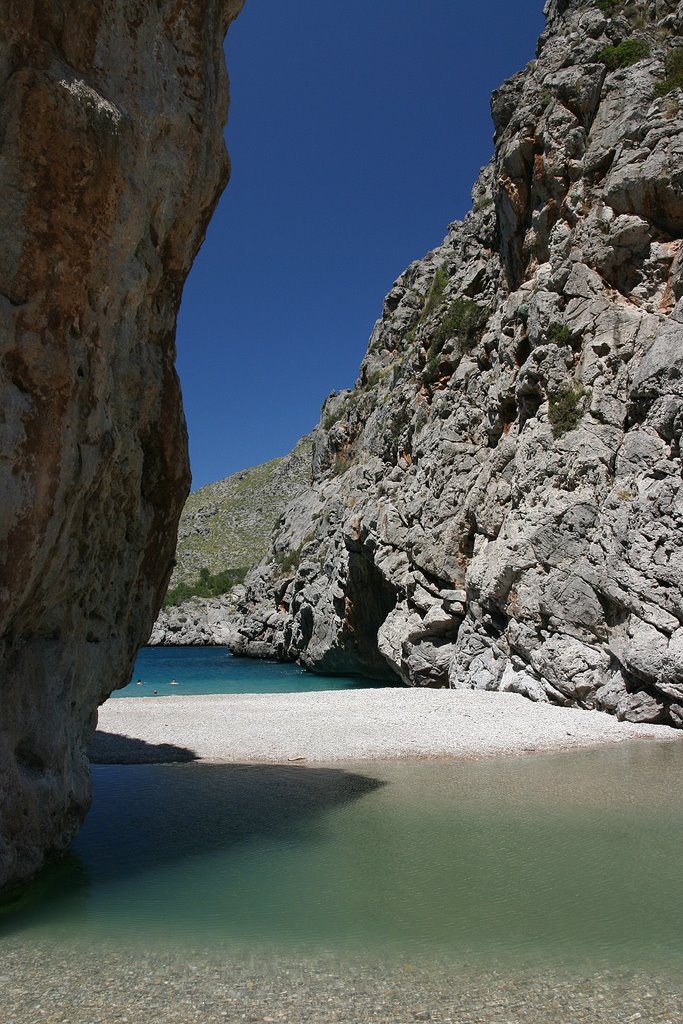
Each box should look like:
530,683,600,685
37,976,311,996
233,0,683,724
150,593,243,646
0,0,243,890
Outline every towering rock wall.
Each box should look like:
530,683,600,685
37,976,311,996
0,0,243,890
233,0,683,726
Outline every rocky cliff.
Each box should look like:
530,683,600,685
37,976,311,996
150,593,243,646
0,0,243,890
232,0,683,725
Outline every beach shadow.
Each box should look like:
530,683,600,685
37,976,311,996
80,762,386,880
89,730,198,764
1,762,386,935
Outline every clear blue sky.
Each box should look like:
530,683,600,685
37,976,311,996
178,0,545,489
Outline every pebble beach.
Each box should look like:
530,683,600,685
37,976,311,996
92,687,682,765
2,941,683,1024
2,689,681,1024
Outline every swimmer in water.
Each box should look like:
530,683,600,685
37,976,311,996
170,678,178,686
136,679,143,686
153,689,158,694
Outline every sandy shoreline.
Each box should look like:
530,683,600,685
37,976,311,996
92,688,682,764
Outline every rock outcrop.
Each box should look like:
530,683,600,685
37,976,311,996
0,0,243,890
151,592,243,646
233,0,683,725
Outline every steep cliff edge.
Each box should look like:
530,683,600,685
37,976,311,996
0,0,243,890
233,0,683,724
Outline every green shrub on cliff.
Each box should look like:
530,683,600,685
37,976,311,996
275,546,302,576
595,1,649,24
546,322,574,347
323,402,349,430
389,402,412,445
422,266,450,317
599,38,650,70
595,0,621,14
427,298,488,360
548,385,587,438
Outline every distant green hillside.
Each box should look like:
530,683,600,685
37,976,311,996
164,435,313,606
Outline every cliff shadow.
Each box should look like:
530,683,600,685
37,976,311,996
0,761,386,936
81,761,386,880
89,730,198,764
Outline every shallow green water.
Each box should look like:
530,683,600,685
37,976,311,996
115,645,383,697
2,741,682,977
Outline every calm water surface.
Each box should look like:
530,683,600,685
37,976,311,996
2,741,682,977
115,645,383,697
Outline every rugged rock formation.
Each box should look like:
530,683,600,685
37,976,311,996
0,0,243,890
233,0,683,725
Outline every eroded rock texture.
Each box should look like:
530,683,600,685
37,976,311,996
0,0,243,890
232,0,683,726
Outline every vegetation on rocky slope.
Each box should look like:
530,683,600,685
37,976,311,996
164,566,251,608
656,46,683,95
165,435,313,601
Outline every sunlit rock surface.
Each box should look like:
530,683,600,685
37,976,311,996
0,0,244,890
233,0,683,726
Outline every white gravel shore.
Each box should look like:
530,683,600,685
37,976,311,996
92,688,682,764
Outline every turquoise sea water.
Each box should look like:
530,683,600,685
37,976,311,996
2,741,682,975
115,645,384,697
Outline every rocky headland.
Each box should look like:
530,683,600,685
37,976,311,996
150,435,313,644
0,0,243,890
229,0,683,727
